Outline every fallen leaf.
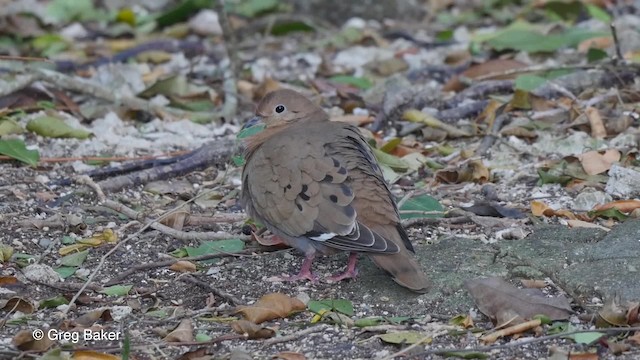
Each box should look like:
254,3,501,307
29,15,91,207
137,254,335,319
585,107,606,139
465,277,572,324
74,350,121,360
12,330,54,351
169,261,197,273
0,297,35,314
236,293,306,324
379,331,431,345
164,319,194,342
273,351,307,360
230,319,275,339
577,149,620,175
565,219,610,232
592,200,640,214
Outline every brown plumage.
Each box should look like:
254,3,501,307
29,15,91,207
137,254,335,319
240,89,430,293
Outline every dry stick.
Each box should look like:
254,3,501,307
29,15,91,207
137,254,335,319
0,150,190,164
180,274,241,305
214,0,239,123
610,22,623,61
13,334,246,357
476,109,509,156
380,334,434,360
106,249,257,285
103,199,250,242
263,324,333,346
480,318,543,343
413,326,640,357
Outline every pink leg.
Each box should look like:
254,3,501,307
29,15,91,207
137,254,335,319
278,254,318,283
326,253,359,283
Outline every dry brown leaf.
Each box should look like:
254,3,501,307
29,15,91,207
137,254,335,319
169,260,197,273
500,126,538,138
577,149,620,175
74,309,113,327
596,296,628,327
585,107,607,139
442,59,528,92
436,159,489,184
164,319,194,342
254,78,282,101
12,329,54,351
565,219,610,232
74,350,121,360
530,201,578,220
0,297,35,314
593,200,640,213
520,279,547,289
236,293,306,324
629,331,640,344
578,36,613,52
465,277,572,325
230,319,276,339
627,302,639,325
273,351,307,360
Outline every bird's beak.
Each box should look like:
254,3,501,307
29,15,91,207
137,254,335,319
241,115,263,130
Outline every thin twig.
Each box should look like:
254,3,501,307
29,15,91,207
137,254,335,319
610,23,623,61
105,248,260,286
180,274,241,305
263,324,333,346
412,326,640,357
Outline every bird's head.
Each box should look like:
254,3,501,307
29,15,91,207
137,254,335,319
241,89,325,132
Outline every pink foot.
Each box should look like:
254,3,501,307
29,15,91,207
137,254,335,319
326,253,359,283
274,254,318,283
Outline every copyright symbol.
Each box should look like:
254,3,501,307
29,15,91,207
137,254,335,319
32,329,44,340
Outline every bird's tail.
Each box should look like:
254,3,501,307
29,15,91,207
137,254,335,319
368,224,431,293
369,250,431,293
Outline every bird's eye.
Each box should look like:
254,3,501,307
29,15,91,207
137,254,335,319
275,104,286,114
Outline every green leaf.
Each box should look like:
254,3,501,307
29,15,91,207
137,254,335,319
100,284,133,296
514,75,548,92
235,0,280,18
587,48,608,63
589,207,628,221
46,0,91,23
54,266,76,279
13,253,37,268
399,194,445,220
436,29,454,41
354,316,411,327
184,239,246,264
156,0,212,27
39,295,69,309
329,75,373,90
0,118,24,136
271,21,315,36
585,4,611,23
0,139,39,166
570,331,604,345
60,250,89,267
116,8,137,26
145,309,170,318
308,299,354,316
484,21,607,53
195,332,212,342
371,147,409,171
232,155,246,166
379,138,401,153
27,116,92,139
237,123,265,139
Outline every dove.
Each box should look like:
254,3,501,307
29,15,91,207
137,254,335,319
240,89,430,293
